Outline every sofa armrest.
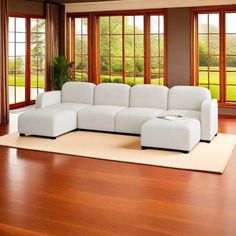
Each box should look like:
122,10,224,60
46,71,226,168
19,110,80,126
201,99,218,141
35,91,61,109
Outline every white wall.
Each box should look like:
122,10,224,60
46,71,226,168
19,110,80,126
65,0,236,13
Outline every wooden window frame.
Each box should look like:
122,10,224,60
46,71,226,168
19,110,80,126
8,13,46,109
191,5,236,108
67,9,167,85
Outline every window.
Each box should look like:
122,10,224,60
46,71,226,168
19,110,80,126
30,19,46,100
192,7,236,105
68,10,166,85
73,17,88,81
8,16,45,109
8,17,26,105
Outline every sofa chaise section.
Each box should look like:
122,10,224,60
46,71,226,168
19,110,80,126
115,84,169,134
18,82,96,138
18,108,77,138
78,83,130,132
160,86,218,142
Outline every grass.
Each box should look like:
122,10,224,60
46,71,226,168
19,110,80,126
9,67,236,101
8,74,45,88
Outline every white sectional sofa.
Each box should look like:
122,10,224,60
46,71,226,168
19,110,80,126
18,82,218,152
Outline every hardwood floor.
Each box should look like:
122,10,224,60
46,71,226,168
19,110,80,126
0,115,236,236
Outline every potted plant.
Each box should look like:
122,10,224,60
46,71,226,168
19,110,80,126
52,56,74,90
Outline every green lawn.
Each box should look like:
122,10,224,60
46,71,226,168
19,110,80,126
8,74,45,88
9,68,236,101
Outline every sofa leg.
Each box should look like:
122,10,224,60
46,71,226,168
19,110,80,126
215,133,218,136
50,137,56,140
19,133,25,137
141,146,148,150
182,150,189,154
206,140,211,143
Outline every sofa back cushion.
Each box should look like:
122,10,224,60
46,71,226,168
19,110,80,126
61,82,95,104
130,84,169,109
168,86,211,111
95,83,130,107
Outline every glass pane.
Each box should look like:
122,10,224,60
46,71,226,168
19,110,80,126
209,71,219,84
134,75,144,84
209,56,219,70
9,33,15,42
125,16,134,34
31,19,38,32
135,58,144,73
38,19,45,32
75,18,82,34
100,75,111,83
226,13,236,33
135,35,144,57
111,74,122,83
8,57,15,71
209,85,220,100
198,14,208,33
134,16,144,34
100,56,109,72
125,58,134,73
226,35,236,55
9,43,15,56
82,18,88,34
100,35,109,56
111,57,122,73
159,35,164,56
16,74,26,103
199,71,208,84
198,34,208,55
150,35,159,57
226,56,236,69
75,36,82,54
125,35,134,57
151,74,161,84
159,16,164,34
16,18,26,32
9,83,15,104
82,55,88,71
9,17,15,32
82,36,88,54
15,57,25,73
151,16,159,34
111,35,122,57
100,17,109,34
16,33,26,42
110,16,122,34
151,57,159,73
16,43,26,56
209,34,219,54
209,14,219,33
226,72,236,85
125,75,135,86
226,86,236,101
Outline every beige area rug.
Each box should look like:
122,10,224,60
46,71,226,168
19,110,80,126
0,131,235,173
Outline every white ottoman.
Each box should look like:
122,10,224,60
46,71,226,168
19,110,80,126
18,108,77,139
141,118,201,153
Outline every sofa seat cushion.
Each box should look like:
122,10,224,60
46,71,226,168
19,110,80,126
160,109,201,121
47,103,90,112
78,105,126,132
18,108,77,138
115,107,164,134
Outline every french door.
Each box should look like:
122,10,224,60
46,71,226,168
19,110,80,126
8,15,46,109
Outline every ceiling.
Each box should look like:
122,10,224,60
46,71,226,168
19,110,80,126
27,0,236,6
